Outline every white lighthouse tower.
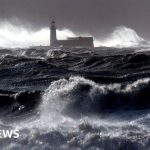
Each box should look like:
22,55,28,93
50,19,57,47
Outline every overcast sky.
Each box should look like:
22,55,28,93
0,0,150,40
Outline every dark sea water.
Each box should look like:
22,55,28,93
0,47,150,150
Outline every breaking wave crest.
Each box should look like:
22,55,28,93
99,26,149,48
1,22,149,48
3,76,150,150
0,22,76,48
41,76,150,117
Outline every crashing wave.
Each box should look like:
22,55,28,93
98,26,149,48
41,76,150,117
1,76,150,150
0,22,76,48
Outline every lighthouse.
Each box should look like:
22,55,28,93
50,19,94,48
50,19,57,47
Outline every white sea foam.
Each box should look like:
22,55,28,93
0,22,76,48
6,76,150,149
98,26,149,48
1,22,149,49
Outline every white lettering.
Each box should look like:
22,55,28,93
0,130,20,138
13,130,20,138
3,130,13,138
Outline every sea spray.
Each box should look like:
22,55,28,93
0,22,76,48
40,76,150,117
2,76,150,150
98,26,149,47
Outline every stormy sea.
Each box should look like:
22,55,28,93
0,45,150,150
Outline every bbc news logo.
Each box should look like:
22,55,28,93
0,130,20,138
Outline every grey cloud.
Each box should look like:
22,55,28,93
0,0,150,39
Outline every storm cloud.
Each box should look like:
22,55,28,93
0,0,150,40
